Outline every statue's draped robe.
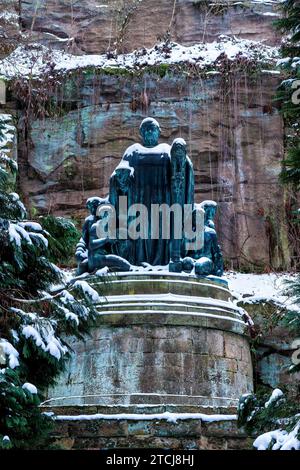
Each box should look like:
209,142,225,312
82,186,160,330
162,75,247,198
109,171,135,264
110,143,194,266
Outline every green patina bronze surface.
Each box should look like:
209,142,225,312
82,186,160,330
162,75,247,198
75,117,224,275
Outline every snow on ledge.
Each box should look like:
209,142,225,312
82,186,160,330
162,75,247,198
0,35,279,80
54,411,237,423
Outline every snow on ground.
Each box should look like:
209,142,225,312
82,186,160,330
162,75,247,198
225,271,299,311
0,35,279,80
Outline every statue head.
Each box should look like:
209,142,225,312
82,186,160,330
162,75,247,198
200,200,217,227
114,161,134,193
171,138,187,171
86,197,106,216
139,117,160,148
182,256,194,273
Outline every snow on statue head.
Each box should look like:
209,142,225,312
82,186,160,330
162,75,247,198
200,200,217,228
170,138,187,167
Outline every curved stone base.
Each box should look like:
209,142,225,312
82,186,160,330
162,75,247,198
46,273,253,409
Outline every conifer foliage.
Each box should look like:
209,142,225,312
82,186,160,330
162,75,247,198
39,215,80,267
238,3,300,448
238,388,300,450
0,120,98,449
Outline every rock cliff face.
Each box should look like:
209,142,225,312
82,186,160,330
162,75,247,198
2,1,291,270
20,0,281,54
0,0,20,58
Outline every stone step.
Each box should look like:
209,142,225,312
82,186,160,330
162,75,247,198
96,303,240,319
97,298,240,316
94,309,246,334
42,392,240,408
83,274,232,302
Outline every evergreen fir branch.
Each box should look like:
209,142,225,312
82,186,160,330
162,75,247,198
39,215,80,267
280,147,300,188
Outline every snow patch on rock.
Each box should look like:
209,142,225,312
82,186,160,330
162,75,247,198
0,36,279,80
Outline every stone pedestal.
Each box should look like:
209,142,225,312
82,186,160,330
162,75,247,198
45,273,253,409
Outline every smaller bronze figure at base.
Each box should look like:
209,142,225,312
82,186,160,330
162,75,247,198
109,161,135,264
88,205,131,273
75,197,106,275
188,202,224,277
76,198,131,275
201,200,223,277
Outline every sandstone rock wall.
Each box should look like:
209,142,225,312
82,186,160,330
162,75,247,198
20,0,281,54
